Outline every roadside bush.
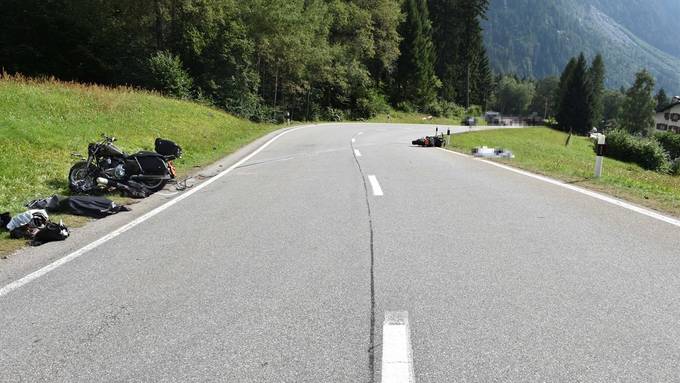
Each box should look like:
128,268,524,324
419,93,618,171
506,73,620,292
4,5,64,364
601,130,670,172
466,105,482,117
655,132,680,160
671,158,680,176
355,90,391,119
323,107,345,122
425,99,465,118
147,51,193,100
396,101,417,113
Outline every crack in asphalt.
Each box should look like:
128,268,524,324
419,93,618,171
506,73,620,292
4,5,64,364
350,134,377,383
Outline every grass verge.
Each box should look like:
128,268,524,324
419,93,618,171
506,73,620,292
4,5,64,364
0,75,279,255
445,127,680,217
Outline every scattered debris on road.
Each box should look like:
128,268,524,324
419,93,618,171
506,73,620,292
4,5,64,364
472,146,515,159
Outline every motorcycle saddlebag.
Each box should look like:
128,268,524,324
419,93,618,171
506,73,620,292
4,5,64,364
155,138,182,159
133,152,168,175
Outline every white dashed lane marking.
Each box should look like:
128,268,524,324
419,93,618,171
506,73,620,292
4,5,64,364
368,175,383,196
381,311,415,383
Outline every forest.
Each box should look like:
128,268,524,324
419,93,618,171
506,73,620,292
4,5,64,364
0,0,491,122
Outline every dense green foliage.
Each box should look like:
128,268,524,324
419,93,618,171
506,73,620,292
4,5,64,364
655,88,671,112
655,132,680,161
621,70,656,136
556,54,595,135
0,0,404,121
491,76,534,115
393,0,438,110
600,130,669,172
430,0,492,108
484,0,680,93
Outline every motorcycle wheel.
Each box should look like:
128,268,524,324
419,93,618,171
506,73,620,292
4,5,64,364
138,179,168,192
69,161,98,193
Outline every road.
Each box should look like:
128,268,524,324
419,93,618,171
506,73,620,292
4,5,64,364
1,123,680,382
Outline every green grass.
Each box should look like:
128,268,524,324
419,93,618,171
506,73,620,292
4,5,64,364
445,127,680,216
0,75,279,255
369,111,487,126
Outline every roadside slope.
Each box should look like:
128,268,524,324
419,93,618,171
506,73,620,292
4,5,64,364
0,76,278,252
446,127,680,216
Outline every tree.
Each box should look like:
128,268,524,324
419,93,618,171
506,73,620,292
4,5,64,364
556,53,593,135
602,89,625,129
588,54,606,127
655,88,670,112
621,69,656,136
393,0,438,109
430,0,492,108
493,75,535,115
529,76,559,118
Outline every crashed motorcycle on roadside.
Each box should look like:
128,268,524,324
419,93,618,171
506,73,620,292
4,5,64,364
69,135,182,195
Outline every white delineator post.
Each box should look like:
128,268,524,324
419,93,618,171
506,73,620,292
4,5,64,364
594,134,606,178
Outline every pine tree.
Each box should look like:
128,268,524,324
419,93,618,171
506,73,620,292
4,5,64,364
556,57,576,132
621,69,656,136
393,0,438,109
430,0,491,108
655,88,670,112
588,54,605,127
557,53,593,135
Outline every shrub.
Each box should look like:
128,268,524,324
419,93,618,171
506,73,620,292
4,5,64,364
147,51,193,99
466,105,482,117
355,90,391,119
425,99,465,118
396,101,417,113
654,132,680,160
600,130,670,172
671,158,680,176
323,107,345,122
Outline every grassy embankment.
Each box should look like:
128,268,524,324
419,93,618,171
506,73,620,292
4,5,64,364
0,75,279,255
445,127,680,216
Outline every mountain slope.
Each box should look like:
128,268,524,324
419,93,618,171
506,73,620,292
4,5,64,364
484,0,680,93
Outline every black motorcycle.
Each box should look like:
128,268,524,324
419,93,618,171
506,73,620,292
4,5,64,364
69,135,182,193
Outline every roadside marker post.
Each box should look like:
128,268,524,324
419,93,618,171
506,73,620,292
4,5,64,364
594,134,606,178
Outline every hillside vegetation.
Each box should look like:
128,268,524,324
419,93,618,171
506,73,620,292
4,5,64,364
485,0,680,93
0,75,277,215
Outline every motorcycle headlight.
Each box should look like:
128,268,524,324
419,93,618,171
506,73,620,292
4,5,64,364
114,164,126,179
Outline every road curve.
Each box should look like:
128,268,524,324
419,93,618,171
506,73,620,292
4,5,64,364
1,123,679,382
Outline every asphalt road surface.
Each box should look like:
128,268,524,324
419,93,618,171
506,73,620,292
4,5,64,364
1,123,680,382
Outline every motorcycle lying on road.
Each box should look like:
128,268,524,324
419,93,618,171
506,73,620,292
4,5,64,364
69,135,182,194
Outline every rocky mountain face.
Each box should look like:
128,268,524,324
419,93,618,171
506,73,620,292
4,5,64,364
484,0,680,93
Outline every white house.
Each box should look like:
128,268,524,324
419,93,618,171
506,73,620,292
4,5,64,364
655,99,680,134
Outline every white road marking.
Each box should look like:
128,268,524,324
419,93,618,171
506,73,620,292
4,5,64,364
381,311,415,383
157,192,179,197
352,138,356,143
358,132,364,136
354,149,362,157
438,148,680,228
368,175,384,196
0,126,309,298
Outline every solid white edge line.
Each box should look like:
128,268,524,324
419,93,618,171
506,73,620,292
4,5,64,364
0,126,308,298
368,175,384,196
381,311,415,383
437,148,680,228
354,149,362,157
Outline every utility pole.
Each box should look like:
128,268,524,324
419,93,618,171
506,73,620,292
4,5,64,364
466,63,471,111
